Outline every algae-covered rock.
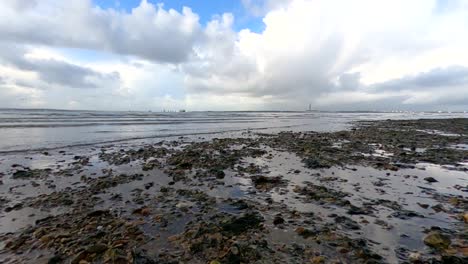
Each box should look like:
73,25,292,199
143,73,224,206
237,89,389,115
220,212,264,235
423,231,451,250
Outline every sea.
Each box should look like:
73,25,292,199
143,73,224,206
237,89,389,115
0,108,465,153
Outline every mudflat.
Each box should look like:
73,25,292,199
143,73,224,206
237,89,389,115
0,118,466,263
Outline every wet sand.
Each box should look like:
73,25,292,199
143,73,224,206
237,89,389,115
0,118,466,263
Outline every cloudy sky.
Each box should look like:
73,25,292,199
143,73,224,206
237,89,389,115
0,0,467,111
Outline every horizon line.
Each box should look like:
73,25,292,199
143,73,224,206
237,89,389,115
0,107,466,114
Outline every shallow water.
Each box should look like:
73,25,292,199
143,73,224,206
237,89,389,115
0,109,465,153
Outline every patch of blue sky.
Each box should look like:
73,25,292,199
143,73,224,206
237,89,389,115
93,0,265,32
434,0,461,14
58,48,119,63
148,72,186,100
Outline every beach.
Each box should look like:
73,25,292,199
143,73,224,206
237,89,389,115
0,111,466,263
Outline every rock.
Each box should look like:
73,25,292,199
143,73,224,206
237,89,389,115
423,231,451,250
383,163,399,171
167,235,178,242
176,202,192,211
132,207,151,216
86,243,108,253
311,256,326,264
295,227,317,238
417,203,429,209
71,251,87,264
132,250,158,264
462,212,468,223
457,247,468,258
230,200,249,210
12,170,32,179
448,197,460,206
220,212,264,235
335,216,360,230
374,219,393,230
33,227,46,239
294,184,348,203
347,205,370,215
103,248,127,263
144,182,154,190
230,246,239,255
62,198,74,206
303,157,330,169
390,210,423,220
4,203,23,212
48,255,63,264
6,236,27,250
408,252,421,262
273,216,285,225
337,247,349,254
441,255,468,264
251,175,286,191
431,204,446,213
424,177,438,183
40,234,54,243
87,210,108,217
210,169,225,179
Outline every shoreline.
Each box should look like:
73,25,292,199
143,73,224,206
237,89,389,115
0,118,467,263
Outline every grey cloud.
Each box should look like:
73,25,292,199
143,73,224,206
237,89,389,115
0,44,121,89
29,59,120,89
5,0,37,11
336,73,361,91
375,66,468,91
435,92,468,106
313,66,468,110
0,1,202,63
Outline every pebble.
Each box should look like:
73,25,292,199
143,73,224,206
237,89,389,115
424,177,438,183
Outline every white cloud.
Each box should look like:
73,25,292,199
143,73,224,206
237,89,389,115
0,0,201,63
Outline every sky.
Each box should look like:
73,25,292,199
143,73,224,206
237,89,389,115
0,0,467,111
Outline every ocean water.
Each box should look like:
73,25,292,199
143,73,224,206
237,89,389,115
0,109,465,153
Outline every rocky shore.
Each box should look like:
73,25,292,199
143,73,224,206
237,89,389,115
0,118,466,263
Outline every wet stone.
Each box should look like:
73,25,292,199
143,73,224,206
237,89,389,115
220,212,264,235
251,175,287,191
424,177,438,183
423,232,451,250
273,215,285,225
390,210,424,220
335,215,361,230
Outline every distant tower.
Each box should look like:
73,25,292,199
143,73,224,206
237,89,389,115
308,104,312,111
